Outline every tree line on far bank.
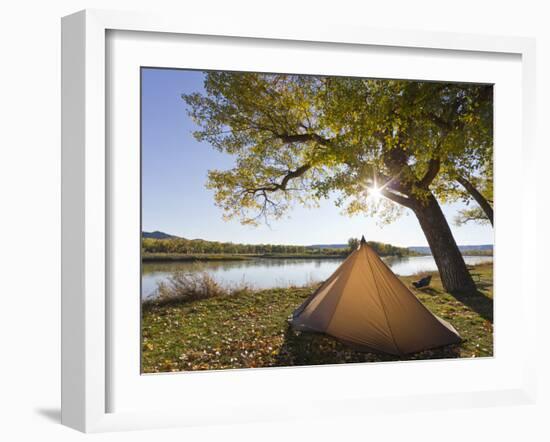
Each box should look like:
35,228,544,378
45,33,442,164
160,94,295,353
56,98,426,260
142,237,417,257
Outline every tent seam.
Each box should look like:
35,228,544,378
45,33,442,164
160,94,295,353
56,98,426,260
363,246,403,356
324,253,359,333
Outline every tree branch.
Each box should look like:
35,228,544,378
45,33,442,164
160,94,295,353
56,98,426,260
418,157,441,188
238,164,312,197
456,176,494,226
427,112,453,131
276,164,311,190
276,132,332,146
380,188,415,209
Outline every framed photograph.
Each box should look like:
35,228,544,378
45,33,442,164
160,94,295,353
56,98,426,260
61,9,537,432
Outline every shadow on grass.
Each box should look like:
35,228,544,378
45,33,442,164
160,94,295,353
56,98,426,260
275,325,462,367
449,289,493,323
475,280,493,291
414,287,440,296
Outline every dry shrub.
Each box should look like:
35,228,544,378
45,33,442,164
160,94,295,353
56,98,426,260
148,272,253,306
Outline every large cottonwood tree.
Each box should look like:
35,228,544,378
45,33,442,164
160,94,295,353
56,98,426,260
183,73,492,293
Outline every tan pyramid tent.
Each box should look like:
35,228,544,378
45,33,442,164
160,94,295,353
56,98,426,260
290,236,461,355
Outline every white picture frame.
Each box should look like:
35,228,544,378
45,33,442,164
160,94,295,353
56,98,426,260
61,9,537,433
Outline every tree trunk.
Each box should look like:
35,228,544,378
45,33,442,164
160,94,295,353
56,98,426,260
412,194,477,293
457,176,494,226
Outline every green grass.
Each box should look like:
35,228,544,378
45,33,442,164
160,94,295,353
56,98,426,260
141,264,493,373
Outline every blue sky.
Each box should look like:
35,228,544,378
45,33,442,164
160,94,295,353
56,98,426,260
141,68,493,247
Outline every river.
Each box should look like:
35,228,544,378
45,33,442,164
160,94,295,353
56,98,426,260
141,255,493,299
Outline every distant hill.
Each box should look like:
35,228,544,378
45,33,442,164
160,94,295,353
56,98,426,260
459,244,494,251
407,246,431,255
408,244,493,255
142,231,179,240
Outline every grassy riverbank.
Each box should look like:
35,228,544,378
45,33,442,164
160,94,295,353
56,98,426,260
141,264,493,373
